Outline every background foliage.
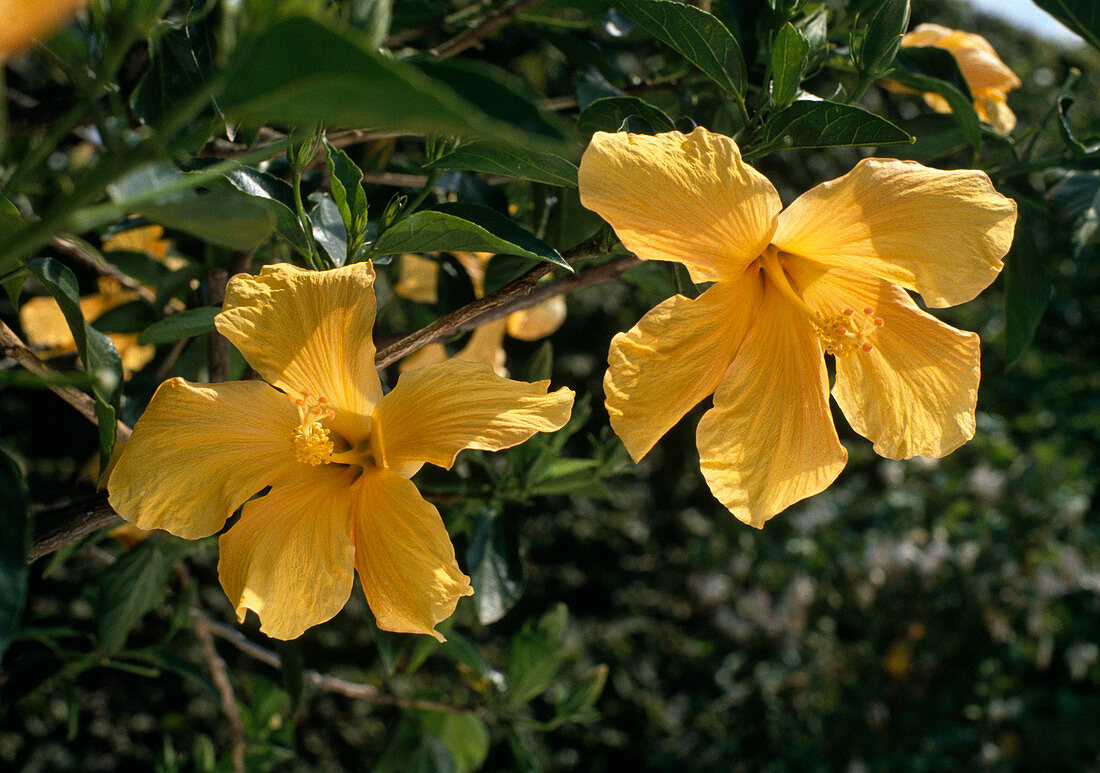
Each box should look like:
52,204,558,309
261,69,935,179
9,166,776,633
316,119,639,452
2,0,1100,769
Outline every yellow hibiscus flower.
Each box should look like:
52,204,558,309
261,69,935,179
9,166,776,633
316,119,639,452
899,23,1021,134
107,262,574,640
396,252,567,376
0,0,87,61
579,128,1016,528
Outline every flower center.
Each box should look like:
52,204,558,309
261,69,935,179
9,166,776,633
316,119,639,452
759,247,883,357
291,392,335,466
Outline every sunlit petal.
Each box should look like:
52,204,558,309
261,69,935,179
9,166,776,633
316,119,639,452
697,284,847,528
215,262,382,441
605,273,762,461
351,467,472,641
507,296,567,341
772,158,1016,308
579,128,781,282
455,319,508,376
903,24,1020,92
19,296,77,351
102,225,170,260
373,359,573,474
219,466,357,640
788,262,981,459
1,0,86,60
108,378,301,539
395,254,440,304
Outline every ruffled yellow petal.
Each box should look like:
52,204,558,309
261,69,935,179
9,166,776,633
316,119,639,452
102,225,170,260
351,466,473,640
372,359,574,475
0,0,86,60
904,24,1020,92
218,466,357,640
455,318,508,376
697,283,847,528
579,128,781,283
112,333,156,375
605,273,762,461
506,296,567,341
108,378,301,539
215,262,382,442
19,293,153,375
974,91,1017,134
772,158,1016,308
399,342,449,373
395,254,440,304
788,262,981,460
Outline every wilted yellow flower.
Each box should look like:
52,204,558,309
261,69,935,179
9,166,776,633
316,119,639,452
108,262,574,640
396,252,567,376
579,128,1016,527
18,226,172,376
900,23,1021,133
0,0,86,61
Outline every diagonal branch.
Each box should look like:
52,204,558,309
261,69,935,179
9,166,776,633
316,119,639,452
429,0,549,58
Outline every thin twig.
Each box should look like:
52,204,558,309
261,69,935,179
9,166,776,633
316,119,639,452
375,238,604,368
200,614,478,715
193,614,248,773
0,320,132,442
28,494,120,562
429,0,548,58
199,129,408,160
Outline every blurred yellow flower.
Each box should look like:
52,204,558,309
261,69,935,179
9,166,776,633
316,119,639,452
396,252,567,376
580,128,1016,527
900,23,1021,133
18,226,172,376
107,262,574,640
0,0,86,61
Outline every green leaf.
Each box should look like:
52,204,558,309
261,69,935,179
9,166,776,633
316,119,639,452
324,139,370,249
1003,226,1051,367
467,513,527,625
0,193,26,276
889,48,982,148
221,17,565,150
504,603,570,707
615,0,746,98
1047,170,1100,256
131,25,214,142
427,714,490,773
427,142,578,188
138,306,220,345
309,194,348,267
575,96,677,138
92,300,157,334
526,457,603,497
551,664,608,727
0,445,30,662
26,258,123,478
1032,0,1100,52
858,0,910,75
755,100,911,154
373,203,568,269
275,639,306,710
483,253,536,294
216,166,311,255
770,23,809,109
96,539,175,652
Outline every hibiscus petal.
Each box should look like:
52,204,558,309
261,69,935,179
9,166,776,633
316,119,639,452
108,378,301,539
579,128,781,283
218,466,357,640
697,284,847,528
372,359,573,474
395,253,440,304
605,273,762,461
788,262,981,459
351,467,472,640
455,318,508,376
771,158,1016,308
215,262,381,441
506,296,567,341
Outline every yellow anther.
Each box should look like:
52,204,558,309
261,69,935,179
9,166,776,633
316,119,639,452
291,391,336,466
816,306,884,357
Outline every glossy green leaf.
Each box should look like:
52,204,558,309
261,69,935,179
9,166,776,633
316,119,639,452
0,193,25,276
96,539,175,652
427,142,578,188
770,23,809,108
131,25,213,143
309,194,348,267
756,100,911,154
1032,0,1100,51
615,0,746,98
889,47,982,148
221,17,564,150
467,513,527,625
858,0,910,75
324,139,370,246
217,167,311,255
373,203,568,269
575,96,676,138
428,714,490,773
0,445,30,662
27,258,123,478
1047,170,1100,257
551,664,608,727
1003,226,1051,367
138,306,220,345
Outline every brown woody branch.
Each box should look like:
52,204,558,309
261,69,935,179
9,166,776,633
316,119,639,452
429,0,548,59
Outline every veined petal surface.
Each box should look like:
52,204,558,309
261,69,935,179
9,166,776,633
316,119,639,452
605,273,762,461
772,158,1016,308
215,262,382,442
789,262,981,459
373,359,573,474
903,24,1020,92
218,466,358,640
351,467,473,640
108,378,301,539
579,128,781,283
697,284,847,528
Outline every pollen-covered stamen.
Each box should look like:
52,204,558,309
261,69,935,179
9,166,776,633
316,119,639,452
291,391,336,466
816,306,885,357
